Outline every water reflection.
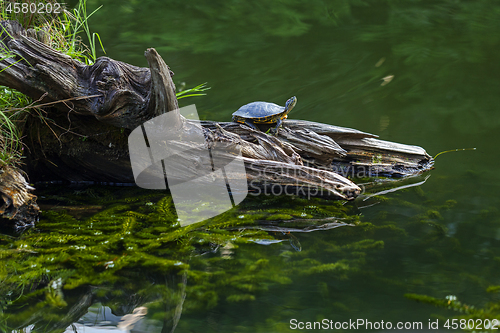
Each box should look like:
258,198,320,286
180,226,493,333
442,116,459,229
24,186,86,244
87,0,500,141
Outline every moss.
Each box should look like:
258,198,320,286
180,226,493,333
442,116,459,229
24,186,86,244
445,200,458,208
0,184,375,328
1,172,485,331
427,210,444,220
413,185,426,197
226,294,256,302
266,214,293,220
486,286,500,293
405,294,481,316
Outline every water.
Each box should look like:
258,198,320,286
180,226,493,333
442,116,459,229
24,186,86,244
2,0,500,332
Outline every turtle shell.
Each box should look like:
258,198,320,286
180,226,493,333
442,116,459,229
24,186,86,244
232,102,286,124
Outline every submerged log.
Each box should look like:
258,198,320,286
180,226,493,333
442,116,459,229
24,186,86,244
0,20,433,227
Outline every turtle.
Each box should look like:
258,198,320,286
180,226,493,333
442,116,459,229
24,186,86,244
232,96,297,135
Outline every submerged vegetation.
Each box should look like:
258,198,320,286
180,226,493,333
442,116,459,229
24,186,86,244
0,185,363,331
2,181,497,331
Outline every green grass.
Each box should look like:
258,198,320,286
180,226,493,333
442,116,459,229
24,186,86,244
176,82,211,100
0,88,31,166
0,0,98,166
60,0,106,65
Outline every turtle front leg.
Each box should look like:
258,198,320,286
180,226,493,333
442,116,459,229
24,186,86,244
268,118,283,136
242,119,259,131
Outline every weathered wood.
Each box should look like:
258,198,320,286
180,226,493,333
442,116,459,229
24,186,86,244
144,48,179,116
0,165,39,229
202,120,434,177
0,20,434,227
0,20,156,129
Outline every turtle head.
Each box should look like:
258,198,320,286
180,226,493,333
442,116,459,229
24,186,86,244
284,96,297,114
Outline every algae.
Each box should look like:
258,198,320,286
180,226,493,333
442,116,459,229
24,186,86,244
1,177,495,332
0,185,371,331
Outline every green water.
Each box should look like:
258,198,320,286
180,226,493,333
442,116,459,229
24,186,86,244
2,0,500,332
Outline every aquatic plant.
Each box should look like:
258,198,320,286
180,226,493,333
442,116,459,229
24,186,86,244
1,176,489,332
176,82,210,100
405,293,500,332
0,185,373,331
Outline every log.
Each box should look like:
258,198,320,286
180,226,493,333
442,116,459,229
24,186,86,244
0,165,39,230
0,20,433,227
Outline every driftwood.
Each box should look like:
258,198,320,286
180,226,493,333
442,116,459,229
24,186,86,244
0,20,433,228
0,165,39,228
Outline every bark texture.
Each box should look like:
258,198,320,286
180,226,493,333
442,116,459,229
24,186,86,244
0,165,39,230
